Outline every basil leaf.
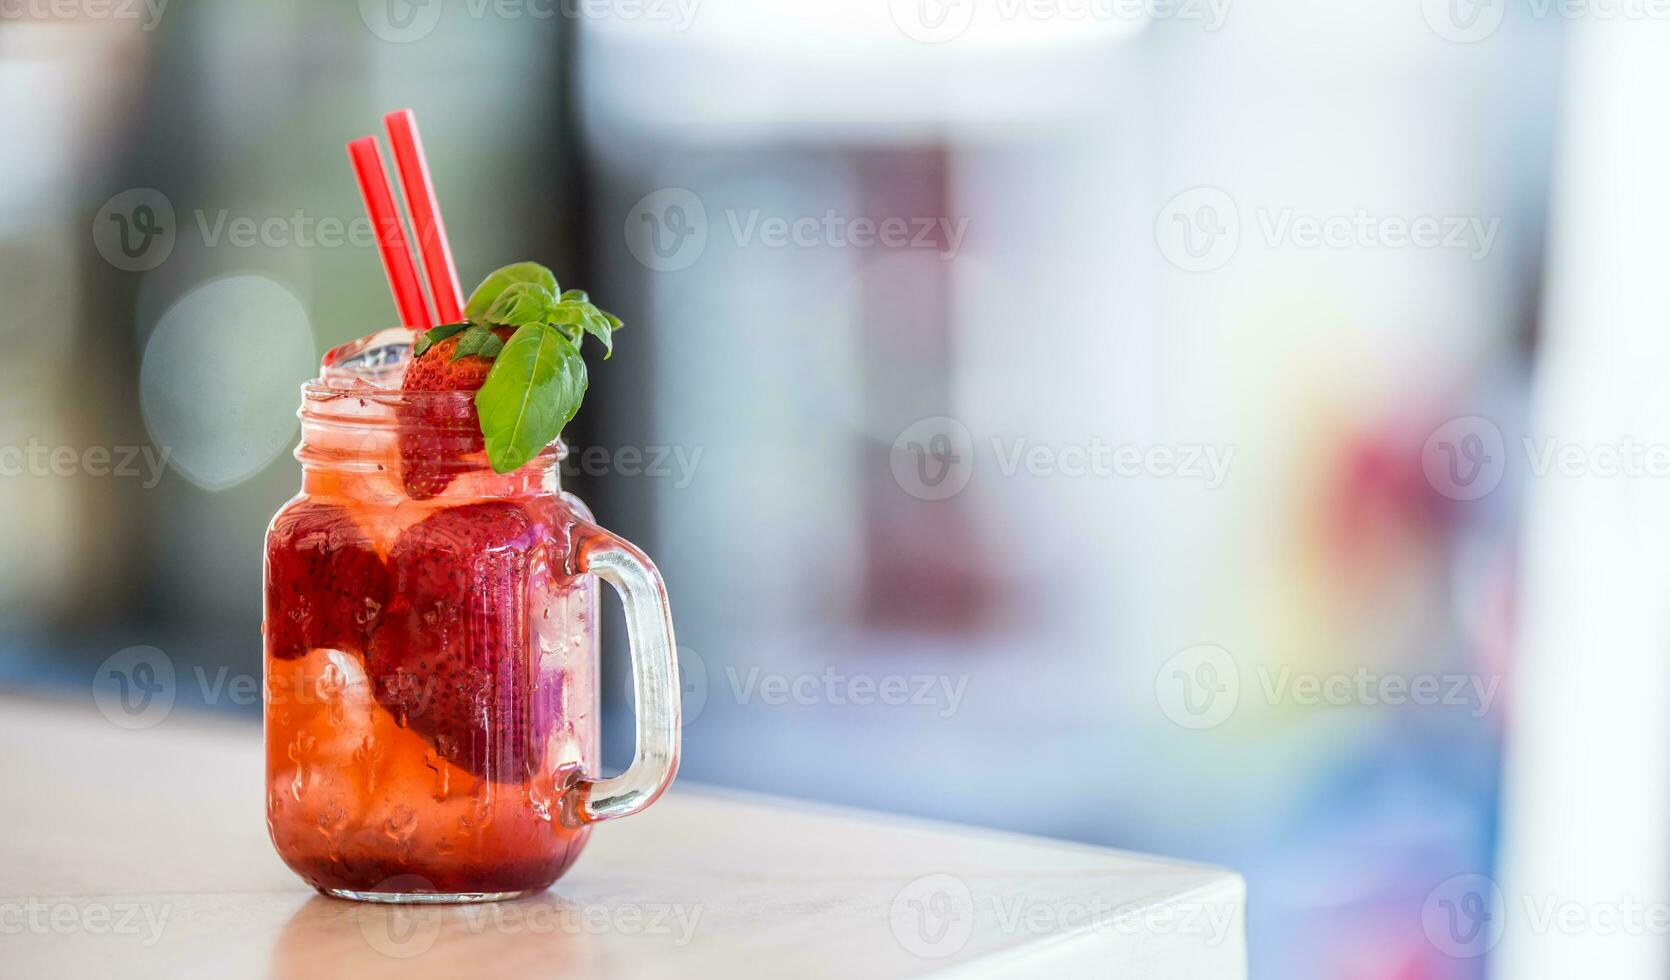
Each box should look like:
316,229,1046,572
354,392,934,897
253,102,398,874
546,302,582,324
465,262,558,320
560,289,589,304
451,324,494,360
476,332,505,359
475,324,587,474
481,281,556,328
427,322,471,340
414,321,469,358
578,309,613,358
549,300,615,358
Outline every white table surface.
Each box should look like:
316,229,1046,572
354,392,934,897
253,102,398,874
0,696,1245,978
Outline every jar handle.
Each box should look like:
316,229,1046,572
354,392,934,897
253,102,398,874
574,525,681,822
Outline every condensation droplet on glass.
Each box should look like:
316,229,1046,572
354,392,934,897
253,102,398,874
460,779,495,831
316,661,346,702
383,804,417,842
527,773,554,822
287,731,318,802
354,735,385,795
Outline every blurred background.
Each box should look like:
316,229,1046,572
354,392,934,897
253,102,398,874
5,0,1665,976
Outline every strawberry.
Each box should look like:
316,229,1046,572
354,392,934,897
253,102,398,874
265,501,391,661
398,325,514,499
365,501,565,780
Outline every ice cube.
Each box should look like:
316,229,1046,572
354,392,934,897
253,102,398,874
319,326,415,388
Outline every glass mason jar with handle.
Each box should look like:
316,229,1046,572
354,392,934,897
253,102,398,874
263,381,679,903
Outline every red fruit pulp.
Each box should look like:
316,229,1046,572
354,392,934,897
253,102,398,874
397,327,514,499
365,502,566,782
264,501,392,661
264,491,600,896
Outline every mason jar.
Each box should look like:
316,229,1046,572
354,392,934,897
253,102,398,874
263,381,679,903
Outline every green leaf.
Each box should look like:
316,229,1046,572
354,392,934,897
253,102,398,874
546,302,582,325
413,321,469,358
450,324,495,360
579,309,614,358
549,300,617,358
481,281,556,328
475,324,587,474
477,332,505,359
466,262,558,320
559,289,589,304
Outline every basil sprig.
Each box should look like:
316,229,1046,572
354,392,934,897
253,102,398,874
477,324,588,475
433,261,622,473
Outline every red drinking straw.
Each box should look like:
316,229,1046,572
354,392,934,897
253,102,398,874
347,135,432,330
384,109,465,324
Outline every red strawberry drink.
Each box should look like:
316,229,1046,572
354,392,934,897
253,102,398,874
262,310,678,901
268,119,677,903
265,264,677,898
266,386,584,898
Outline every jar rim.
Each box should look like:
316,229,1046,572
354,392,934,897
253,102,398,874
297,380,569,460
303,379,476,408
